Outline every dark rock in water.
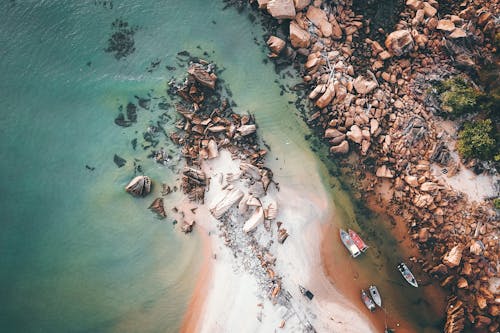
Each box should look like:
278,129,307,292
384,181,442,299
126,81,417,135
135,96,150,109
131,138,137,150
166,65,176,71
113,154,126,167
146,58,161,73
158,101,170,110
114,113,132,127
105,19,138,60
177,50,190,57
126,102,137,122
149,197,167,218
85,165,95,171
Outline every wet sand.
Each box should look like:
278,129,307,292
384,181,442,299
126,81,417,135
179,231,212,333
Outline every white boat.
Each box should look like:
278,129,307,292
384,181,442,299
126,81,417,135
369,285,382,307
361,289,376,311
339,229,361,258
398,262,418,287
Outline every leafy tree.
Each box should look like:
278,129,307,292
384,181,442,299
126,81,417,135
438,77,483,117
457,119,496,160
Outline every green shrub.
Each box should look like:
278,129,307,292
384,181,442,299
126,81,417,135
438,77,482,117
457,119,496,160
494,198,500,210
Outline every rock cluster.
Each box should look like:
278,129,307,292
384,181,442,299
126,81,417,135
255,0,499,330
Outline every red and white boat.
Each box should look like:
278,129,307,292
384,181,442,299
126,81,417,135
349,229,369,252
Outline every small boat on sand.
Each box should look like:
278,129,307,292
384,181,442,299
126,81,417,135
361,289,376,311
369,285,382,307
299,285,314,300
398,262,418,287
339,229,361,258
348,229,369,252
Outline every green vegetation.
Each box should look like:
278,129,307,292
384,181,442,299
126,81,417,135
437,77,483,117
493,197,500,210
457,119,496,160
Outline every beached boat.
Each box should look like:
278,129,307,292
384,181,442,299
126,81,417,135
369,285,382,307
299,285,314,300
397,262,419,287
339,229,361,258
361,289,376,311
348,229,369,252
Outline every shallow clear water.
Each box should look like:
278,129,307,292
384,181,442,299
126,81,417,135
0,1,320,332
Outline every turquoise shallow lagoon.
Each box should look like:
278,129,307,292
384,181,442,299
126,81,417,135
0,1,314,332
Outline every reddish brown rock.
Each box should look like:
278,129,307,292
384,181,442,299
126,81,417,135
449,28,466,39
330,140,349,154
353,76,378,95
330,17,343,40
267,36,286,54
258,0,270,9
376,165,394,178
404,175,419,187
422,2,437,17
442,244,463,268
457,277,468,289
306,6,332,37
325,128,344,139
406,0,422,10
385,30,414,56
437,19,455,32
293,0,310,11
267,0,296,19
347,125,362,144
290,21,311,48
315,83,335,108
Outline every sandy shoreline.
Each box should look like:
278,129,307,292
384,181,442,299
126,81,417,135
179,150,376,332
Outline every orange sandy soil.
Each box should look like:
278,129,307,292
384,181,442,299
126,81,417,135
179,230,213,333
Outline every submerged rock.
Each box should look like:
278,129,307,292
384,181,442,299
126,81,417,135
125,175,152,197
113,154,126,168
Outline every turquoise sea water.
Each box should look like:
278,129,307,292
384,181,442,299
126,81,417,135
0,1,320,332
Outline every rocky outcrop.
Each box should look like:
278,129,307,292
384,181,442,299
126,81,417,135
253,0,500,329
125,175,152,197
289,21,310,48
187,63,217,89
306,6,332,37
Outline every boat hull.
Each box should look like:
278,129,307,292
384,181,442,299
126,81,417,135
339,229,361,258
349,229,368,252
398,262,419,287
361,289,376,311
369,285,382,307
